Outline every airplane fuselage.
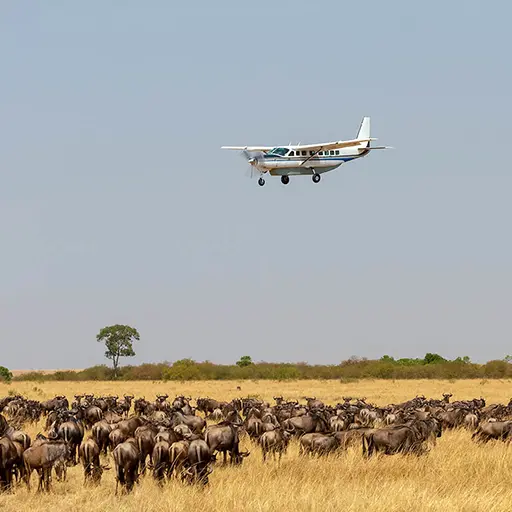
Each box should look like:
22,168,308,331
261,146,371,176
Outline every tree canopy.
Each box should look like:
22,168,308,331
0,366,12,383
96,324,140,377
236,355,253,367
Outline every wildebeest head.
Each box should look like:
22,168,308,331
231,450,250,465
88,463,111,484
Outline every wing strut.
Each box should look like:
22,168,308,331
298,147,324,167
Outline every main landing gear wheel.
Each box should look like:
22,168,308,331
312,173,321,183
281,175,290,185
258,177,265,187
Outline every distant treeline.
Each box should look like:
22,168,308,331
9,354,512,382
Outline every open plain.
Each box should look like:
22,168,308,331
1,379,512,512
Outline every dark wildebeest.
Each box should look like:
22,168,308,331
196,397,221,415
155,428,180,445
91,420,112,455
205,422,250,465
51,419,84,465
0,436,18,491
117,416,144,437
171,411,205,435
113,438,140,493
109,428,127,451
119,395,134,417
135,424,158,473
282,409,329,436
472,421,512,443
362,425,424,457
79,436,110,485
304,397,325,409
169,440,190,479
77,405,103,429
245,415,263,440
151,440,170,484
0,414,8,436
184,439,214,486
259,428,291,462
23,441,70,492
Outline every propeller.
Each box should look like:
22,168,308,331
241,150,265,179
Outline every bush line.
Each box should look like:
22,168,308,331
9,354,512,381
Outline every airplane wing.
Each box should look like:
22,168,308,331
292,137,377,152
221,146,274,152
221,139,387,152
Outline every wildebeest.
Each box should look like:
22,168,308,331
205,422,250,464
92,420,112,455
23,440,70,492
169,440,190,478
0,436,18,491
259,428,291,462
79,436,110,484
51,419,84,465
184,439,215,485
151,439,170,483
113,438,140,493
362,420,436,458
472,421,512,443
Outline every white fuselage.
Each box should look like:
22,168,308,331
255,145,371,176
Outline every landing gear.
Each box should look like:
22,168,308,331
312,173,321,183
281,175,290,185
258,177,265,187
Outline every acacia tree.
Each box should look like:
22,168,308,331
236,355,253,367
96,324,140,378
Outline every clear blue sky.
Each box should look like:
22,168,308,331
1,1,511,369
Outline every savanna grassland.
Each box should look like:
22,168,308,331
2,379,512,512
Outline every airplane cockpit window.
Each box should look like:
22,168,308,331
268,147,289,156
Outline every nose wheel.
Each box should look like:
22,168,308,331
258,177,265,187
312,173,321,183
281,175,290,185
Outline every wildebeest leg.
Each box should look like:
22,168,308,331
116,466,124,495
37,469,45,492
23,466,32,490
223,451,227,464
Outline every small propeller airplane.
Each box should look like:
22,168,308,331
221,116,392,186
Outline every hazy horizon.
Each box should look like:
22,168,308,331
1,1,511,370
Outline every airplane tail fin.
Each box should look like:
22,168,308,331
356,117,371,147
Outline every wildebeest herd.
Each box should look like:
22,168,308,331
1,391,511,494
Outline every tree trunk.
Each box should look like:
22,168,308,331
112,353,120,379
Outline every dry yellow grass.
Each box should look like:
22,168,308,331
1,379,512,512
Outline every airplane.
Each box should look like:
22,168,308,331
221,116,391,186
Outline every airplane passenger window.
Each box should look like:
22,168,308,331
330,150,335,155
302,151,306,156
289,151,294,156
335,150,339,155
